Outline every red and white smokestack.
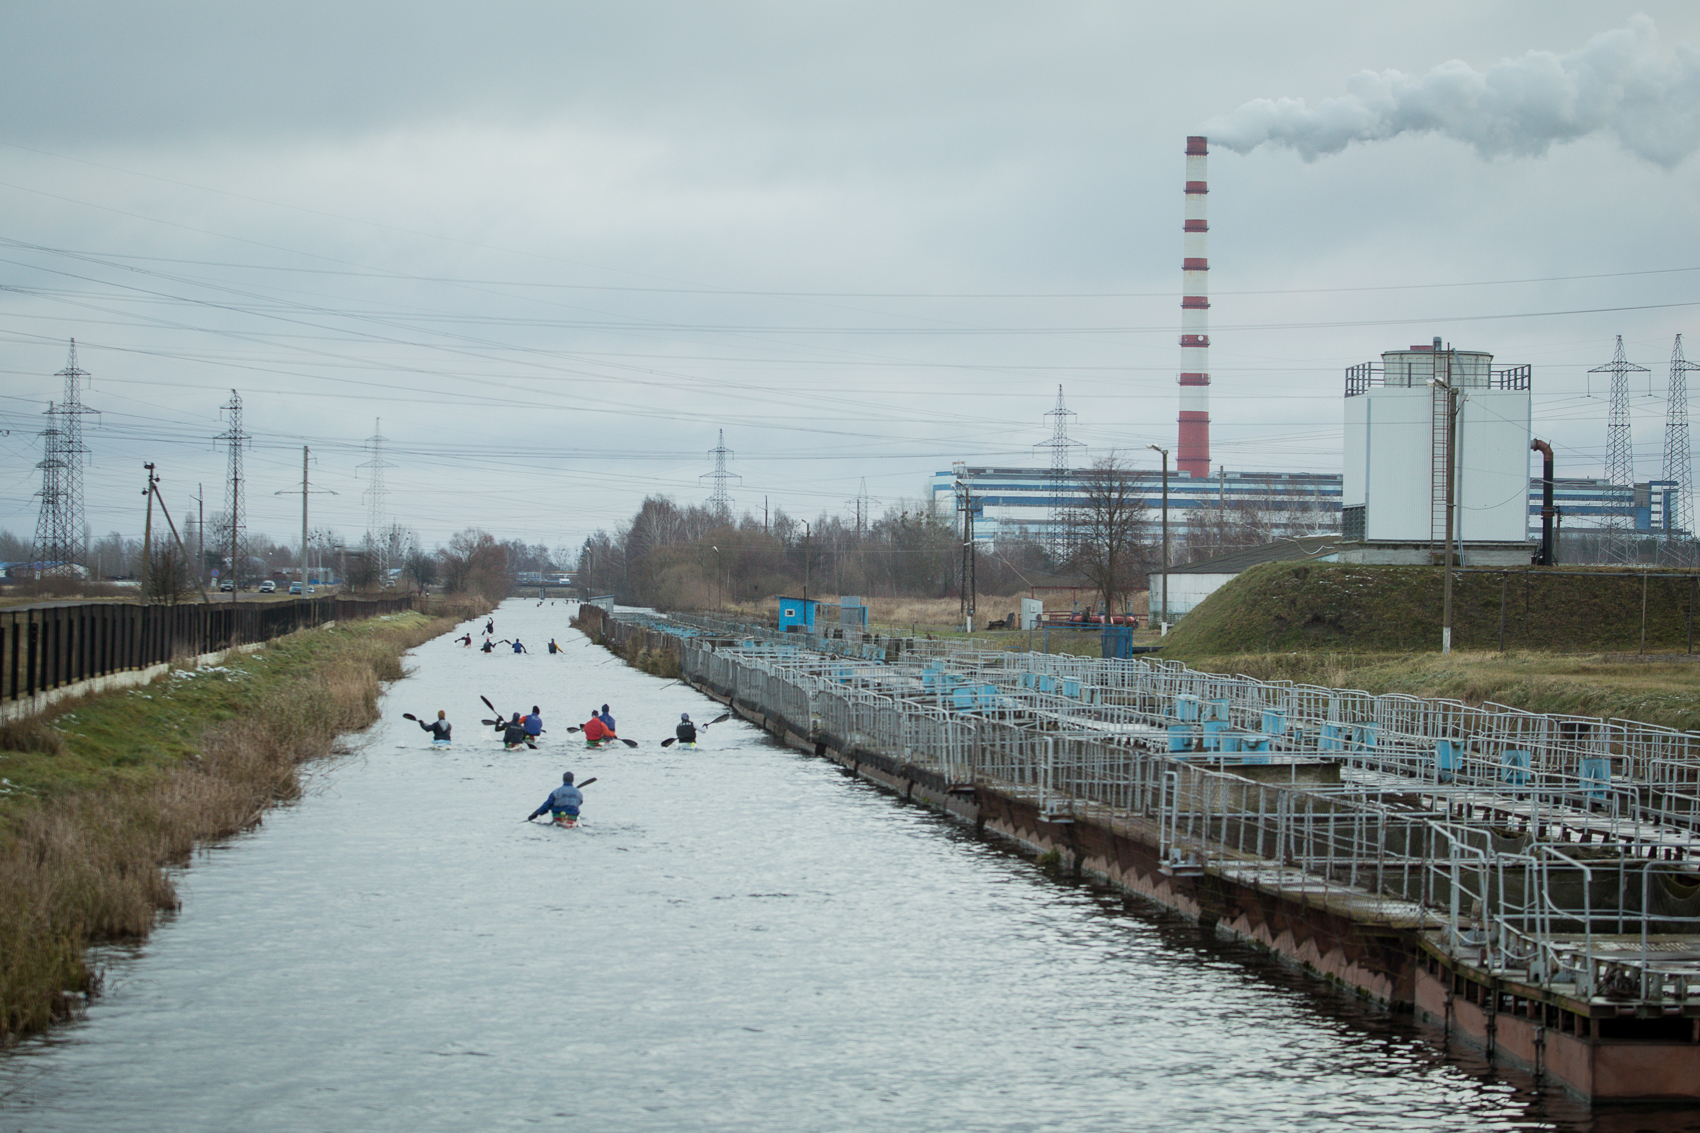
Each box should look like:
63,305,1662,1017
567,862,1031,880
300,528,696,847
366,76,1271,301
1178,135,1210,479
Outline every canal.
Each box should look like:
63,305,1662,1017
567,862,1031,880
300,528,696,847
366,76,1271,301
0,601,1644,1130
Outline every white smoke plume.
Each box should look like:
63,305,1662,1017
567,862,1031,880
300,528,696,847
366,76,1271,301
1204,16,1700,167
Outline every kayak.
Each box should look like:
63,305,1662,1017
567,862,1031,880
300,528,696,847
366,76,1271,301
551,814,578,829
431,739,452,748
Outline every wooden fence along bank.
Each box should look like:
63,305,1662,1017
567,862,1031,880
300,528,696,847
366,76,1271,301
582,603,1700,1104
1,595,415,721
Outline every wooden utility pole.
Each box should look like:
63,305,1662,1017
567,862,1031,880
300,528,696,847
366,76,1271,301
140,463,156,604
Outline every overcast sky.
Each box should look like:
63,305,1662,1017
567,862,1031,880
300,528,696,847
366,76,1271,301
3,2,1698,554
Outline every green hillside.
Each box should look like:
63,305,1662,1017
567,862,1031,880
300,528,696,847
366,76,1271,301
1161,561,1700,656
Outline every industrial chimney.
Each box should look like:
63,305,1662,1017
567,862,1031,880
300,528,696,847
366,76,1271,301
1178,136,1210,479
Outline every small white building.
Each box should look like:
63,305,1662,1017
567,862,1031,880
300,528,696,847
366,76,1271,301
1340,340,1533,566
1150,534,1341,620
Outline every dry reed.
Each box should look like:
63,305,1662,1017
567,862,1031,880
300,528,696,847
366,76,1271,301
0,605,480,1043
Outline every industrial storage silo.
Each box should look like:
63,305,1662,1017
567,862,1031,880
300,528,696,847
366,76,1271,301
1340,338,1533,566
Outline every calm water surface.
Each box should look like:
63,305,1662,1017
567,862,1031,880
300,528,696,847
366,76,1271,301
0,602,1682,1130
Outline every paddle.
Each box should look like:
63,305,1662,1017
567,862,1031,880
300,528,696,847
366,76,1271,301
660,711,732,747
402,712,418,721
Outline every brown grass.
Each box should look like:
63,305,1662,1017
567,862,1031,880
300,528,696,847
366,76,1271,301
0,606,476,1043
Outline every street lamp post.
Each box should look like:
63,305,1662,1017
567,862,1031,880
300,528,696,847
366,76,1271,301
1148,445,1169,635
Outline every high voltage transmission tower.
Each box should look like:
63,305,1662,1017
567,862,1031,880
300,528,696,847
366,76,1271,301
358,418,397,577
31,403,64,577
1663,334,1699,566
31,340,97,576
1591,336,1649,564
216,390,249,593
701,430,740,522
845,477,873,537
1034,385,1083,560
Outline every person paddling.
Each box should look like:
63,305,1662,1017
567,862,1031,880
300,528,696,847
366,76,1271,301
458,633,473,647
524,706,544,740
527,771,583,826
511,638,527,654
675,713,697,746
547,638,559,654
598,703,616,733
581,709,614,746
501,712,533,749
480,638,495,653
419,710,452,742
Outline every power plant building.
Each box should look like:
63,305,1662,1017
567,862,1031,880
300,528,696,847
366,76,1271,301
928,467,1341,545
1340,341,1534,565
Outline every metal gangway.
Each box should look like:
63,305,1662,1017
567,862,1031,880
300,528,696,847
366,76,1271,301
642,609,1700,1007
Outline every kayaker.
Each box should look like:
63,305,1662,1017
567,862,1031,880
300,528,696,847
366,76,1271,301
458,633,473,647
598,704,616,733
502,712,532,749
485,618,495,635
547,638,559,654
528,771,583,825
511,639,527,654
581,710,613,745
480,638,495,653
419,710,452,742
524,706,544,739
675,713,696,746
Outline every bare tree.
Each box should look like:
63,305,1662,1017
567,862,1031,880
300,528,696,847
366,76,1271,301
145,542,191,604
404,548,438,591
1067,453,1151,618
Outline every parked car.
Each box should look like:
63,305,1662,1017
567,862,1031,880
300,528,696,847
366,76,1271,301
220,580,234,592
259,580,276,593
289,582,303,595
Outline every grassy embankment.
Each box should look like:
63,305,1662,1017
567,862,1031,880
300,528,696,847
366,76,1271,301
0,595,488,1043
1157,562,1700,731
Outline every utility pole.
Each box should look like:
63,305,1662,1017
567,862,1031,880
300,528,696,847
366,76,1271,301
955,469,976,633
140,463,157,604
302,447,309,592
276,447,331,594
195,483,204,588
1148,445,1169,634
147,473,210,604
1434,340,1460,655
